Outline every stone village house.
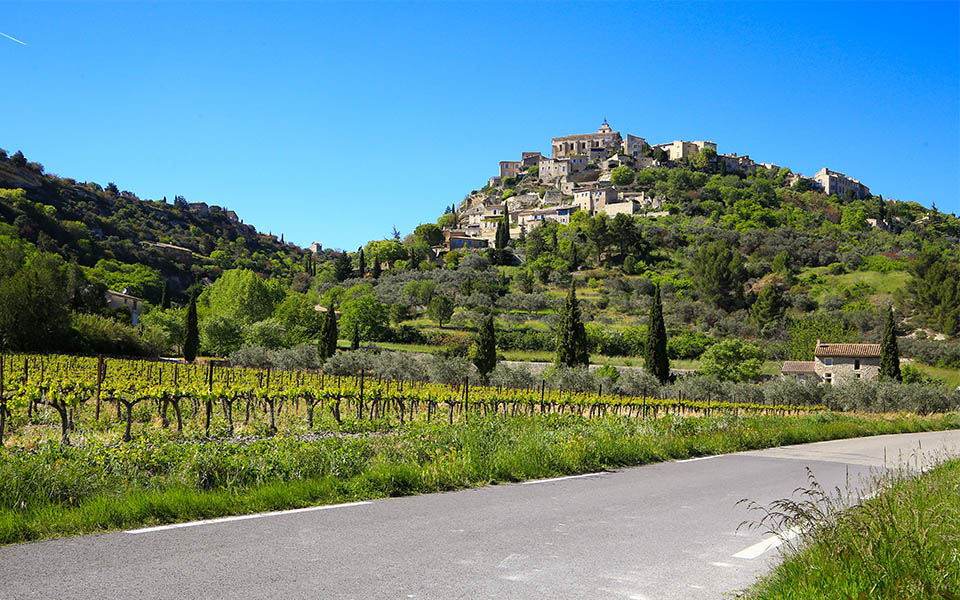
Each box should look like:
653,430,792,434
780,341,883,384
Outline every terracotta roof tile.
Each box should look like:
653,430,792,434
814,343,881,358
781,361,817,374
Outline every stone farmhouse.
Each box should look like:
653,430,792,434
651,140,717,162
780,341,883,384
105,289,144,326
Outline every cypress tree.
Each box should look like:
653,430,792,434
495,205,511,250
358,247,366,277
473,314,498,378
318,303,338,360
160,279,171,310
184,294,199,363
351,323,360,350
372,258,381,279
644,285,670,383
880,306,902,382
554,284,589,367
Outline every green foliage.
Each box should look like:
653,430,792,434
472,315,498,377
880,306,902,382
750,284,785,329
905,249,960,336
244,319,286,350
610,165,636,186
86,259,164,303
414,223,444,247
340,292,389,342
184,295,199,362
202,269,284,325
200,314,244,356
667,330,715,359
644,285,670,383
690,240,746,310
317,304,338,361
501,189,516,200
333,253,353,281
495,205,511,251
699,339,764,382
427,295,454,328
554,285,589,368
0,253,72,352
788,315,855,361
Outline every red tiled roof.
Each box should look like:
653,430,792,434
814,343,881,358
781,361,817,374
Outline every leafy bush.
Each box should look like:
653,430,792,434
667,330,716,359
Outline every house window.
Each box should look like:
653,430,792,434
824,373,833,384
825,358,833,365
854,360,860,370
855,373,861,379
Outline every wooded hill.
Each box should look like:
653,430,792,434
0,149,307,303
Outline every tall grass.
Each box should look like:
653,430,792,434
743,457,960,599
0,412,957,545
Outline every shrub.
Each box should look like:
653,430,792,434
487,363,538,390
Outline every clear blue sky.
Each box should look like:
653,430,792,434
2,1,958,251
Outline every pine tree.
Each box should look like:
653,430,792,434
473,314,497,377
749,284,784,328
880,306,902,382
358,247,366,277
644,285,670,383
554,284,589,367
184,294,199,363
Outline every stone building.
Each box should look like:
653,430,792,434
813,168,871,199
780,341,883,384
516,205,578,227
539,156,589,182
105,289,144,326
719,153,756,175
552,121,623,158
622,134,647,157
651,140,717,162
573,184,618,213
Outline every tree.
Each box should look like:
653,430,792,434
692,146,717,171
495,205,511,251
554,284,589,368
351,323,360,350
358,247,366,277
880,306,902,382
472,314,497,378
414,223,444,246
371,257,382,278
0,254,71,352
200,314,244,356
203,268,283,325
333,252,353,281
644,285,670,383
317,303,338,360
690,241,746,310
610,165,636,186
788,315,855,360
699,339,764,382
340,293,389,341
184,294,199,362
749,284,785,329
427,295,454,328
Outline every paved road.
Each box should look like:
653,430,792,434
2,430,959,600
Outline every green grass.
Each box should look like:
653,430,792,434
1,412,957,546
797,267,911,303
915,363,960,387
744,457,960,599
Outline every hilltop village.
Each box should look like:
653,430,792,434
443,121,871,250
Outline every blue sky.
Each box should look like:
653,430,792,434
1,1,957,250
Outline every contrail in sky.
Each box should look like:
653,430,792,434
0,32,27,45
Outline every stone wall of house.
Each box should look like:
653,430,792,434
814,356,880,384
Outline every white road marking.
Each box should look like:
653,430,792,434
521,472,604,485
732,526,802,559
125,501,371,534
709,561,736,568
676,456,720,463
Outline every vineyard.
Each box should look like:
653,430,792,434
0,353,827,448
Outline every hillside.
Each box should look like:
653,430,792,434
0,149,308,302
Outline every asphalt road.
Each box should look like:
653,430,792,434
2,429,959,600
